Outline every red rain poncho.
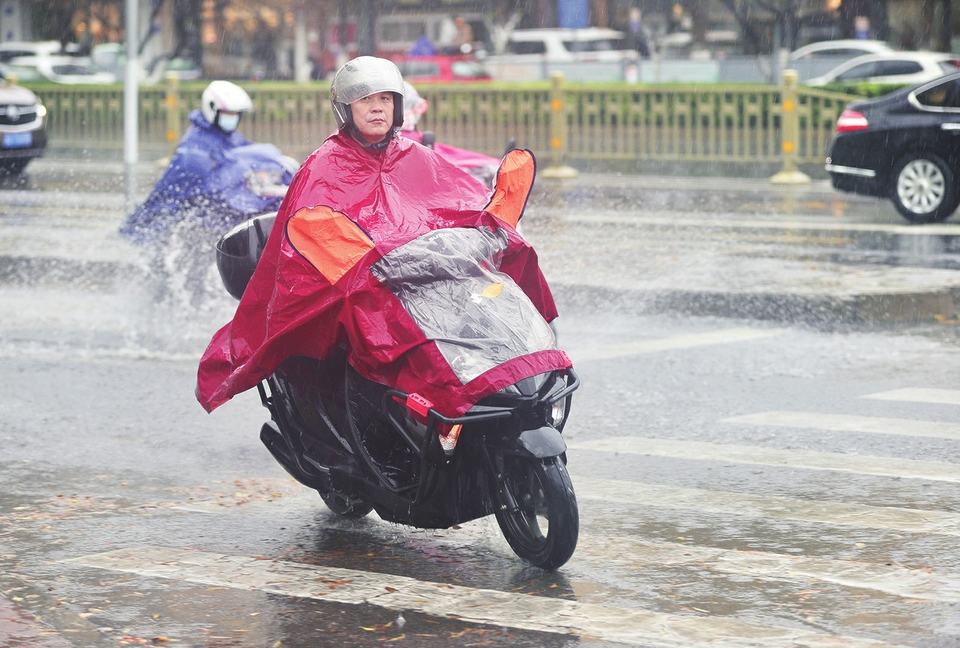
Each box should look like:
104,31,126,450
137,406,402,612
196,131,570,417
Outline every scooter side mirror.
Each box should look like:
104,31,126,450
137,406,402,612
421,131,436,150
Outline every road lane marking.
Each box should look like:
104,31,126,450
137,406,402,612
575,536,960,603
153,484,960,602
568,436,960,483
571,327,785,362
723,411,960,441
156,492,960,605
862,388,960,406
65,546,906,648
566,211,960,237
574,477,960,536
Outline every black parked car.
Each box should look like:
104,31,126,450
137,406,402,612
826,71,960,223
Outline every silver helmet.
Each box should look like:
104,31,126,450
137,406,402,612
330,56,405,133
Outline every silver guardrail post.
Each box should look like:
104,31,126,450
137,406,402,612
541,71,579,180
770,69,811,185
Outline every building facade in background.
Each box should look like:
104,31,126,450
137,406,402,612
0,0,955,81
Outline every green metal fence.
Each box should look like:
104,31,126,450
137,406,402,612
27,78,852,166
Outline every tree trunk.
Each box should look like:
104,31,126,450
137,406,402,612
921,0,935,49
357,0,376,57
939,0,953,52
592,0,608,28
172,0,202,69
688,0,708,49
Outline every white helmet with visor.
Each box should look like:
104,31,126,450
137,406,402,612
202,80,253,132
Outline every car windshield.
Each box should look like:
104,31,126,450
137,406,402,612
51,64,99,75
450,61,488,78
398,61,441,77
873,60,923,76
563,39,616,52
836,62,877,80
508,41,547,55
916,80,960,108
816,48,868,58
0,64,44,82
939,60,960,73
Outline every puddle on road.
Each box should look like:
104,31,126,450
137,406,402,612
0,165,160,195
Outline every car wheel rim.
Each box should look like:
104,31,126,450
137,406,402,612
897,159,945,214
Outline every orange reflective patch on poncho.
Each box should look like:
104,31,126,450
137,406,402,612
286,205,375,284
485,149,536,229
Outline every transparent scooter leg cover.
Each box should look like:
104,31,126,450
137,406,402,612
371,226,556,385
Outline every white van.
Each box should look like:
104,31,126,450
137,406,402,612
481,28,638,81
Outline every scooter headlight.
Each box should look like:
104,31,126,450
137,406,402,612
548,398,566,427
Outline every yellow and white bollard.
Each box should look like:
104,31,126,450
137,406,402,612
541,72,579,180
770,69,811,185
156,72,182,168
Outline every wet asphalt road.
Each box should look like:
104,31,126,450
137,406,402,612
2,158,960,647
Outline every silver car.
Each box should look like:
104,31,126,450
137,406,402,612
0,71,46,175
805,51,960,88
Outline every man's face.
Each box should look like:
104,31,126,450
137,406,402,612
351,92,394,143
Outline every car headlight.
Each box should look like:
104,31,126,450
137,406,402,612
36,104,46,118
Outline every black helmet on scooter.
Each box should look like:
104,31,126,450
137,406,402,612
330,57,405,146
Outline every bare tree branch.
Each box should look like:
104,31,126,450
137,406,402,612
716,0,765,54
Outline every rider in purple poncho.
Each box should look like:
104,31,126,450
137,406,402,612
121,80,294,244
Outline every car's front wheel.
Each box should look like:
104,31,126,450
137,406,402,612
0,158,29,176
890,153,959,224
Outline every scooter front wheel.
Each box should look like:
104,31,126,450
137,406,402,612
318,488,373,519
493,456,579,570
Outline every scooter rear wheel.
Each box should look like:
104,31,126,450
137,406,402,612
494,456,579,570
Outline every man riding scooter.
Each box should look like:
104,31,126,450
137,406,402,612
197,58,579,569
196,56,566,418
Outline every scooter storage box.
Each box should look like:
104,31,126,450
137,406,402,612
216,212,277,300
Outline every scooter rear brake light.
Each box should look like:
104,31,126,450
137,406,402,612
836,110,869,133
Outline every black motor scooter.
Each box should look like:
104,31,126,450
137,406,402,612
215,214,580,569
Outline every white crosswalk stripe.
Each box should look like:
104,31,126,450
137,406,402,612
722,410,960,440
572,535,960,603
862,388,960,406
568,436,960,483
567,211,960,237
66,546,909,648
570,327,785,361
573,476,960,535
